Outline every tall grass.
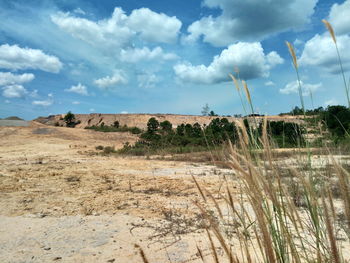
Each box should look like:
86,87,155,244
193,121,350,262
189,20,350,263
137,19,350,262
322,19,350,108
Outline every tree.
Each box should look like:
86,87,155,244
147,117,159,133
322,105,350,136
160,120,173,134
209,110,218,116
201,103,210,116
113,121,120,128
64,111,76,127
176,124,185,136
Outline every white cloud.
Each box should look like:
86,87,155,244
32,100,53,106
51,9,133,49
65,83,89,96
184,0,317,47
127,8,182,43
72,101,81,105
0,44,62,73
0,72,35,86
265,81,275,86
280,80,322,96
30,89,39,98
299,34,350,74
94,71,128,89
174,42,283,84
328,0,350,35
137,73,159,89
2,84,28,98
120,47,177,63
121,111,128,114
32,93,54,107
51,7,182,49
266,52,284,67
89,108,95,112
324,98,338,106
73,8,86,15
294,38,304,46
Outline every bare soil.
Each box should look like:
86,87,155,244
0,122,236,263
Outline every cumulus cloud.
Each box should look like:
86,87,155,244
32,100,53,106
2,85,28,98
94,71,128,89
265,81,275,86
73,8,86,15
0,44,62,73
279,80,322,96
51,9,133,49
174,42,283,84
0,72,35,86
329,0,350,35
184,0,317,46
51,7,182,49
127,8,182,43
72,101,81,105
32,94,54,107
299,34,350,74
65,83,89,96
120,47,178,63
137,73,159,89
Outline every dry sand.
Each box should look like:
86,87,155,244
0,122,235,263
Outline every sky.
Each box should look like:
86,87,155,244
0,0,349,120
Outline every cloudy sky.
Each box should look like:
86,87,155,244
1,0,349,119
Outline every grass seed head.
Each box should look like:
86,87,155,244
322,19,337,44
286,41,298,69
242,80,251,105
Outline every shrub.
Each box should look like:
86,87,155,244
103,146,115,154
322,105,350,137
64,111,77,127
147,117,159,133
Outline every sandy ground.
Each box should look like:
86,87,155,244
0,123,235,263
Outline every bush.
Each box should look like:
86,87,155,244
103,146,115,154
85,125,142,134
64,111,77,128
322,105,350,137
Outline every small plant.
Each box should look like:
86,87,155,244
103,146,116,154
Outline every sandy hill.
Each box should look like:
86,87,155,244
4,116,24,120
35,113,304,129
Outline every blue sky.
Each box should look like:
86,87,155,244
0,0,349,119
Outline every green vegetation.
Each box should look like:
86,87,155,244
280,106,325,116
85,124,142,134
259,120,305,148
321,105,350,137
63,111,80,128
118,117,306,155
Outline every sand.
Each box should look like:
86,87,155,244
0,122,234,262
